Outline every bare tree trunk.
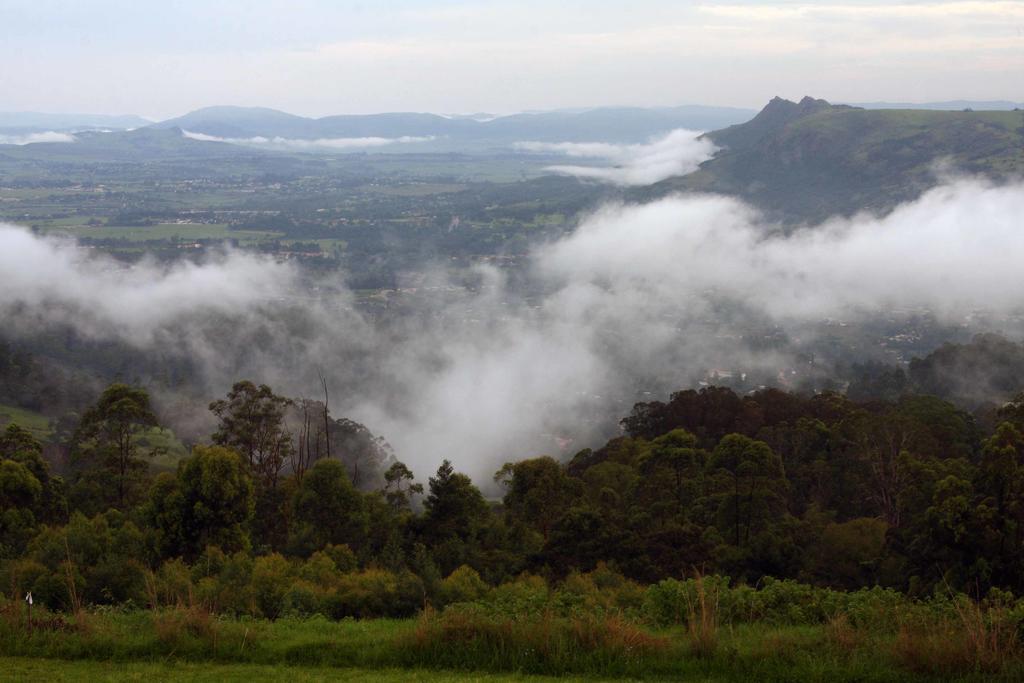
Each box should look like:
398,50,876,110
319,371,331,461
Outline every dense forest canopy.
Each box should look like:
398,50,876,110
6,347,1024,618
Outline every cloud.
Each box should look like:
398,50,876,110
181,130,435,151
0,227,296,344
514,129,716,185
539,177,1024,319
0,131,76,145
3,176,1024,482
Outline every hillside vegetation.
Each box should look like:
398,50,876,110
648,96,1024,222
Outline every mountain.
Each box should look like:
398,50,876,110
0,127,271,162
645,96,1024,223
0,111,150,131
849,100,1024,112
150,106,319,139
152,104,757,144
478,106,758,141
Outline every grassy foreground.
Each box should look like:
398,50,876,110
3,603,1023,682
1,657,581,682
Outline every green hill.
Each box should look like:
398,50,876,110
645,96,1024,223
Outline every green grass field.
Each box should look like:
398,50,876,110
136,427,190,467
3,606,1018,682
1,658,582,682
43,223,283,243
0,404,51,440
0,404,188,468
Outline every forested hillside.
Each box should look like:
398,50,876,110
5,371,1024,609
647,96,1024,222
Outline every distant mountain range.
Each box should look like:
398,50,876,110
4,98,1022,225
0,127,264,161
645,96,1024,222
849,100,1024,111
0,112,151,132
148,105,758,143
4,100,1020,141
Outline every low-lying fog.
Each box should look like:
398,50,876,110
3,175,1023,481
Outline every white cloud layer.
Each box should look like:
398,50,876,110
515,129,716,185
181,130,434,150
2,177,1024,480
0,131,76,145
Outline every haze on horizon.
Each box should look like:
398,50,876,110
2,0,1022,119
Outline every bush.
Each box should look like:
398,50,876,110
297,550,341,587
283,579,323,617
208,552,254,614
326,569,423,618
250,553,292,619
0,558,47,600
483,573,550,616
151,558,193,607
437,565,489,607
642,574,912,628
408,604,667,674
23,511,147,609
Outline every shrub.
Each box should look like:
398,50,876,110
153,605,217,647
297,551,341,587
557,564,641,615
282,579,323,617
322,544,358,573
210,552,254,614
409,604,667,674
643,575,730,626
684,573,718,658
437,565,489,607
152,558,193,607
325,569,423,619
250,553,292,619
1,558,47,600
483,573,549,616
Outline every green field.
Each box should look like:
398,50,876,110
0,404,51,440
0,403,188,468
136,426,190,468
42,223,283,244
1,658,576,682
2,606,1019,682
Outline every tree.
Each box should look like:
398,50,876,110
148,445,254,560
0,423,65,523
495,456,577,541
383,461,423,511
807,517,888,589
210,381,293,490
72,383,159,511
330,418,394,490
974,422,1024,587
424,460,489,539
0,458,42,558
705,434,787,548
289,459,368,556
290,397,328,484
420,460,492,574
26,510,147,609
636,429,704,522
843,412,914,527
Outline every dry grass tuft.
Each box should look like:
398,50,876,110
153,605,218,647
684,571,719,658
825,613,860,653
893,599,1019,675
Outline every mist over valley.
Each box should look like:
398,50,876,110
4,4,1024,676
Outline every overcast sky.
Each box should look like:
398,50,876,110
1,0,1021,119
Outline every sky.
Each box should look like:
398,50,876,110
0,0,1022,119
